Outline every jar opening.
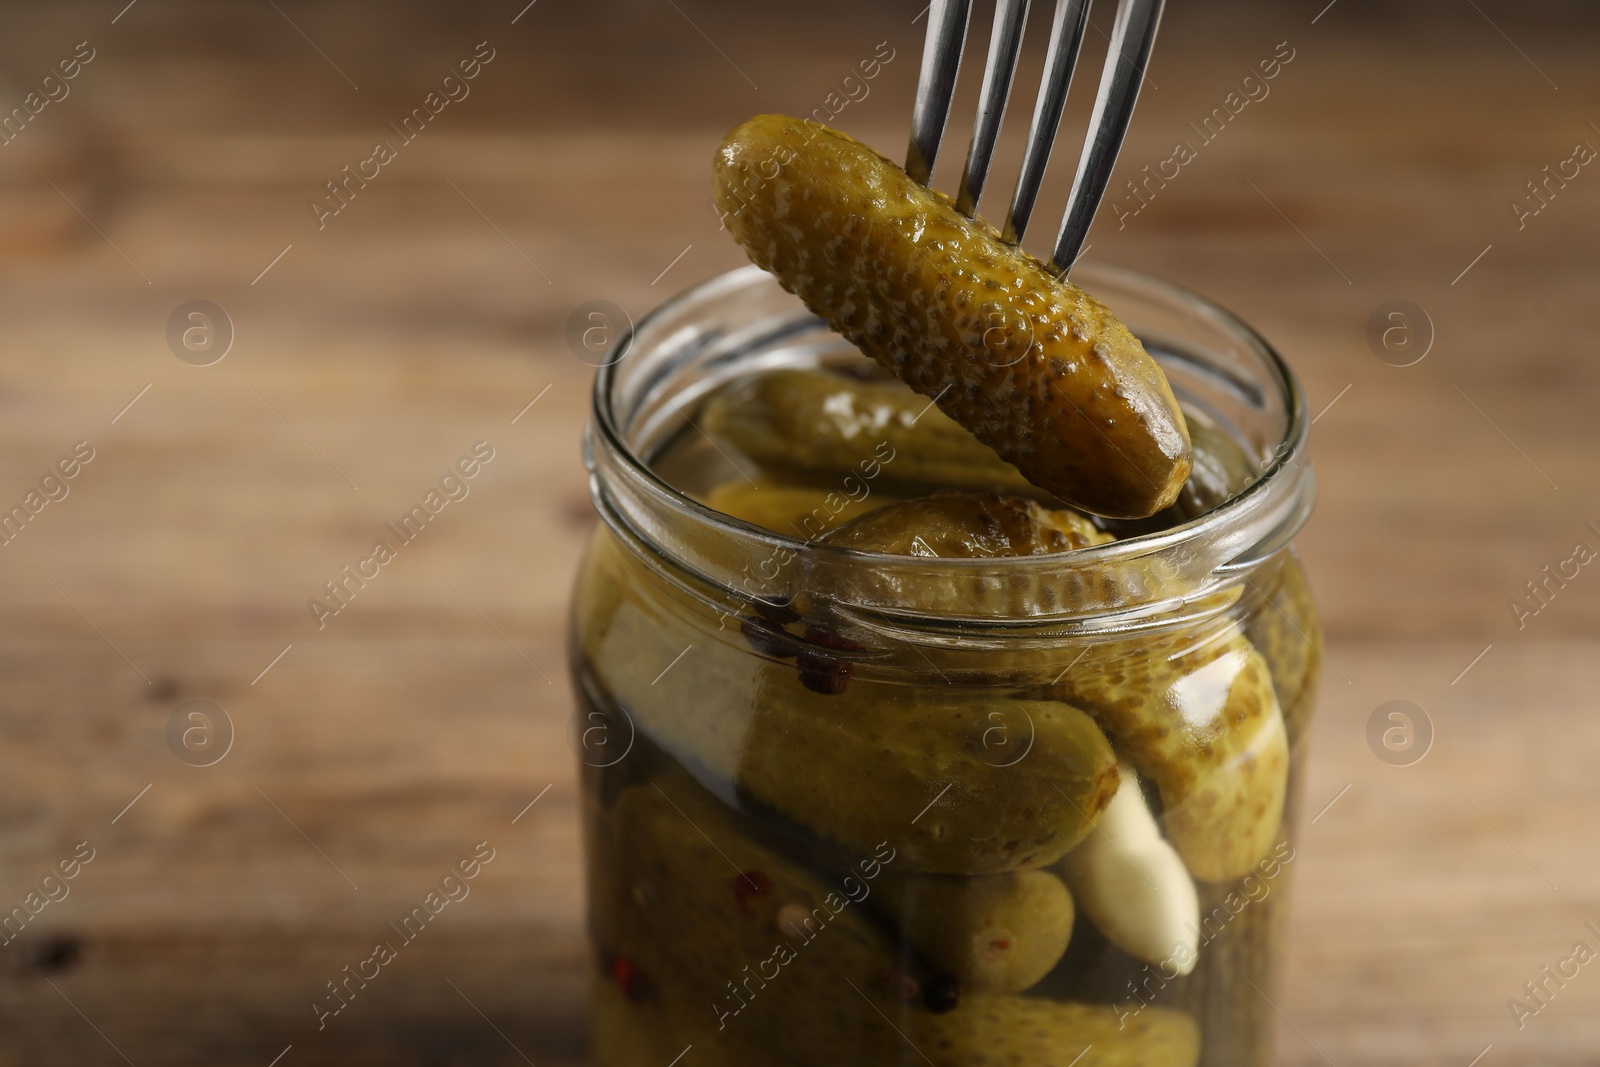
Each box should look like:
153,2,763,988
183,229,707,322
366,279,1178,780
586,264,1313,629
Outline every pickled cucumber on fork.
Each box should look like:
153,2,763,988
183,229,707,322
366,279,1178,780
701,366,1039,497
608,773,1200,1067
713,114,1192,519
1104,418,1263,537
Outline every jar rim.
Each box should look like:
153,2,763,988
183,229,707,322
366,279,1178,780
587,263,1313,624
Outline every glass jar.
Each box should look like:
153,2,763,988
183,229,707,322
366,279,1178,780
571,263,1318,1067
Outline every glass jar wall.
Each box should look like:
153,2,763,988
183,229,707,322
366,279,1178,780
571,264,1319,1067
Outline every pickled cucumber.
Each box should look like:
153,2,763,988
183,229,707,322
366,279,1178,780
874,870,1075,994
610,776,898,1061
736,677,1120,873
825,492,1111,557
582,534,1122,874
814,491,1120,618
1177,420,1260,520
1050,630,1289,884
714,114,1191,519
1244,551,1320,743
701,366,1038,497
701,479,898,540
1105,418,1262,538
590,974,736,1067
609,774,1200,1067
924,997,1199,1067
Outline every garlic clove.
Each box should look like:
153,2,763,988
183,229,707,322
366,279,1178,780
1060,766,1201,975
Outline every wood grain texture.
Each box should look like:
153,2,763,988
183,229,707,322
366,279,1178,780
0,0,1597,1063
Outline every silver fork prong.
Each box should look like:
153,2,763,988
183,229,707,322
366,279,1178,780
1049,0,1165,274
906,0,974,186
954,0,1032,217
1001,0,1092,243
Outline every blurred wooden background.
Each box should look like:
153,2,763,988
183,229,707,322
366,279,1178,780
0,0,1597,1063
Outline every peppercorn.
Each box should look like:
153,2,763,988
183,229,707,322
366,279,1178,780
922,975,961,1014
739,616,796,659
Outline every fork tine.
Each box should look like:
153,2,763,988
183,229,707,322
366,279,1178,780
906,0,974,186
954,0,1032,217
1001,0,1092,243
1049,0,1165,274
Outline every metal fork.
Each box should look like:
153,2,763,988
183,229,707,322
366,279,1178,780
906,0,1165,276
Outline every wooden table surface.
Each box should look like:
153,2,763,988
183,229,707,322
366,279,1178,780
1,1,1597,1063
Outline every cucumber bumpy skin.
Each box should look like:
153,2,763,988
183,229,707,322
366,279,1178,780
713,114,1192,520
701,366,1040,498
1050,630,1290,884
823,491,1112,558
812,492,1119,618
1244,550,1321,743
